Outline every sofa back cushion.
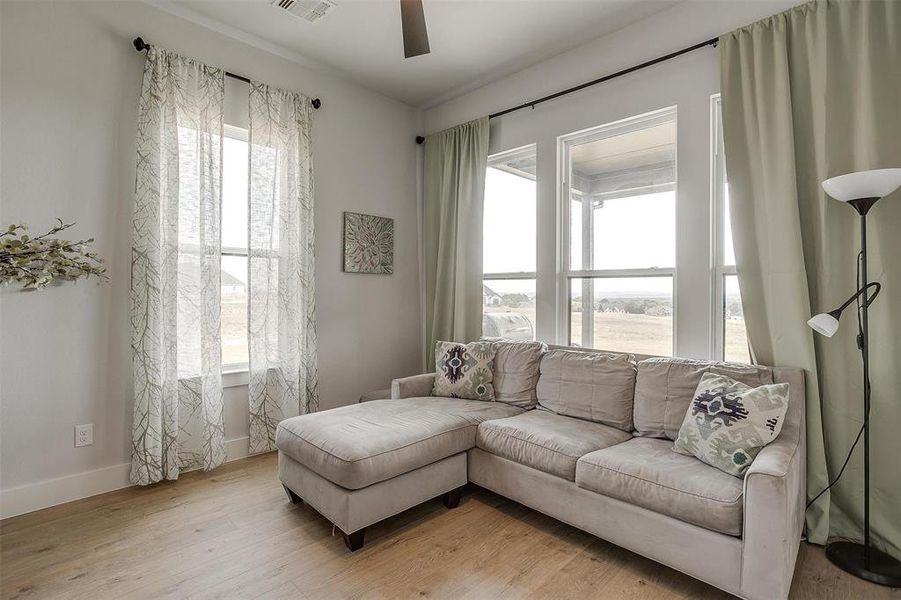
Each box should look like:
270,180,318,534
492,341,547,409
536,349,636,431
633,357,774,439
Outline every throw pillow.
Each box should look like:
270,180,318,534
432,341,496,401
673,372,789,477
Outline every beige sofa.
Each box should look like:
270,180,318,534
276,342,806,600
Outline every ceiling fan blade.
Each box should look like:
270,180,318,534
400,0,430,58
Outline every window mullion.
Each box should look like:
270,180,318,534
483,272,537,280
581,196,594,348
565,268,674,278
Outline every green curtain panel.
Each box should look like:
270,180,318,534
423,117,490,368
720,0,901,558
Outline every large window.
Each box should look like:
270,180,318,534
221,125,249,370
711,96,750,363
560,108,676,355
482,145,537,341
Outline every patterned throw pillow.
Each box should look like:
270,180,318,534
432,341,496,401
673,372,789,477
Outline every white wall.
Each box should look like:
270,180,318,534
0,0,422,516
423,0,802,358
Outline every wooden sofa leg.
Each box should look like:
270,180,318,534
443,486,463,509
343,528,365,552
283,485,303,505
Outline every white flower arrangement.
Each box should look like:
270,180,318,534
0,220,108,290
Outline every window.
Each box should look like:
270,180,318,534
482,146,537,341
560,108,676,355
221,125,249,370
711,96,750,363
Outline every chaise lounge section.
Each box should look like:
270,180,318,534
275,342,805,599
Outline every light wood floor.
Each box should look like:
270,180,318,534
1,453,896,600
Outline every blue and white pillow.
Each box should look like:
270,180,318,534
673,372,789,477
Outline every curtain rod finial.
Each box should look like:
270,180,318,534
311,98,321,109
133,37,149,52
416,136,425,144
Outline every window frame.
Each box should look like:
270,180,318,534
557,107,678,352
709,94,741,361
221,124,250,377
482,144,539,339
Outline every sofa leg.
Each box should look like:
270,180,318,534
283,485,303,505
443,486,463,509
343,528,365,552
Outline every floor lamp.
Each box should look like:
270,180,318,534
807,167,901,587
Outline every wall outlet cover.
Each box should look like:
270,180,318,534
75,424,93,447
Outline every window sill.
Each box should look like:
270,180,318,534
222,369,249,388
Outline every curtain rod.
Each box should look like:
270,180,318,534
132,37,322,110
414,36,718,145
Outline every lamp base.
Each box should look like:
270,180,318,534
826,541,901,587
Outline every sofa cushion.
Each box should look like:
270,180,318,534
493,340,547,409
433,341,497,401
275,397,522,489
633,357,774,439
476,410,632,481
575,437,744,536
536,349,636,431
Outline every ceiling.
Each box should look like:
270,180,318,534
167,0,679,107
571,121,675,176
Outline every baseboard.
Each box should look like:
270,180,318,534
224,435,251,463
0,436,254,520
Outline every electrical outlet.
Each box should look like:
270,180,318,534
75,424,93,448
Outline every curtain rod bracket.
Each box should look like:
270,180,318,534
131,36,322,111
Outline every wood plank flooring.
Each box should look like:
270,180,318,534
1,453,896,599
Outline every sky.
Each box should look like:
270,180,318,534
483,165,679,297
221,136,249,284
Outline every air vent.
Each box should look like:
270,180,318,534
271,0,337,22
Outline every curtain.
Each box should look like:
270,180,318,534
423,117,490,368
720,0,901,558
247,82,319,453
131,47,226,485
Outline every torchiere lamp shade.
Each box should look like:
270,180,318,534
822,168,901,202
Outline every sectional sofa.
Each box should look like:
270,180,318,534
275,341,806,600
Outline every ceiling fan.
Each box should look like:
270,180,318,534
400,0,430,58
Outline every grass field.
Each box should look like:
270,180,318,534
485,303,750,362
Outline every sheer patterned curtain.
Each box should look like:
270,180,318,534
130,47,226,485
247,82,319,453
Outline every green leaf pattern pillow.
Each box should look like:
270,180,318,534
673,372,789,477
432,341,496,401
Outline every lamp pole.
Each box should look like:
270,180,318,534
813,169,901,587
854,200,872,569
824,195,897,584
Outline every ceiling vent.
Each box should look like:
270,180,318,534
271,0,336,23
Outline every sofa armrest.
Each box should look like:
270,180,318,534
390,373,436,399
740,426,806,600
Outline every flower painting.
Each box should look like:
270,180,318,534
342,212,394,274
